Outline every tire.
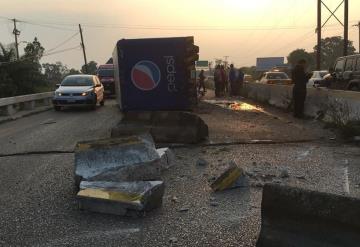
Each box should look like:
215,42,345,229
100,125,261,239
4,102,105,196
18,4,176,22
54,106,61,111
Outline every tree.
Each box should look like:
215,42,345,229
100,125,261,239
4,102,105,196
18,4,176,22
42,62,69,85
0,39,49,98
81,61,97,75
23,37,45,64
313,36,356,70
287,49,315,69
68,68,81,75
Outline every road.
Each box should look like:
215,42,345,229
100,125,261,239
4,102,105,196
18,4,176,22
1,98,360,246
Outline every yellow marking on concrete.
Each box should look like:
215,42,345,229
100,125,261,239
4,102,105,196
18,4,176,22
77,188,142,203
77,143,91,151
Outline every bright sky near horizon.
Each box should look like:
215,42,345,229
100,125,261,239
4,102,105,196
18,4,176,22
1,0,359,69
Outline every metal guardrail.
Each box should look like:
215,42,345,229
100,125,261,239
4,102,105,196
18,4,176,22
0,92,53,116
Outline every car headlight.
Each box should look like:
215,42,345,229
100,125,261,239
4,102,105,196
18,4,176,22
55,92,62,96
81,92,88,96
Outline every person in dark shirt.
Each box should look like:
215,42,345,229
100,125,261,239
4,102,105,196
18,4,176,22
198,70,206,93
291,59,312,118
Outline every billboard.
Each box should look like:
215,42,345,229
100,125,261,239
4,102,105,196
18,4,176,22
256,57,285,71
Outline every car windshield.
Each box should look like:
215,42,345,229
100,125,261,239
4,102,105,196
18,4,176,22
98,69,114,77
61,76,94,86
267,73,288,79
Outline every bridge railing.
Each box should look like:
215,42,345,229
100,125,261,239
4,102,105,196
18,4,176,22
0,92,54,116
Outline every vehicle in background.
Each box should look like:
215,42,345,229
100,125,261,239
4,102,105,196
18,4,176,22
244,74,253,83
97,64,115,95
331,54,360,91
258,72,292,85
53,75,104,111
307,70,328,88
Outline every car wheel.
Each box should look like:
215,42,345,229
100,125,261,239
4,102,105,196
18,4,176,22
54,106,61,111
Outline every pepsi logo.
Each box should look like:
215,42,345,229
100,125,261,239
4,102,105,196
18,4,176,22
131,60,161,91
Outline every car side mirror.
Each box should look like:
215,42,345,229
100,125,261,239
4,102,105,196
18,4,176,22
55,84,60,89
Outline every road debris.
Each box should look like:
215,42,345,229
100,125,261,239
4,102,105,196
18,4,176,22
196,158,208,167
77,180,165,217
74,134,172,188
279,168,290,178
210,162,247,192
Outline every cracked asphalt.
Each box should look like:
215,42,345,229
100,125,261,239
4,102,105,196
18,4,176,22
0,97,359,246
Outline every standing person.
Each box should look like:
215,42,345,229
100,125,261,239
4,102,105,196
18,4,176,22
291,59,312,118
220,65,227,96
228,64,237,96
198,69,206,93
214,65,221,97
236,68,245,95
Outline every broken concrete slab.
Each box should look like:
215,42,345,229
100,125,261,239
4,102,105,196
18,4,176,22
111,111,209,144
210,162,247,192
77,180,165,216
75,134,171,189
257,184,360,247
157,147,175,170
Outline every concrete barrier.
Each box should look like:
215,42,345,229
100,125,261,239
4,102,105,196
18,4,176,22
241,83,360,121
257,184,360,247
0,92,53,116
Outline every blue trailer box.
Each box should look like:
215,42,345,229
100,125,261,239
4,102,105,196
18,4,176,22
112,37,197,111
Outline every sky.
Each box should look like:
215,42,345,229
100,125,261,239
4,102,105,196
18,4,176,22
0,0,359,69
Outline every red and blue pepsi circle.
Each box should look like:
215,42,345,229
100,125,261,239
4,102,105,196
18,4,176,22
131,60,161,91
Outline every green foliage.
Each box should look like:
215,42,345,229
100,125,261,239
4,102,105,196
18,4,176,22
0,39,48,98
81,60,97,75
43,61,69,85
287,49,315,69
313,36,356,70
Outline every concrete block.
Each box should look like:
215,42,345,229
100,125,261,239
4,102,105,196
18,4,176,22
257,184,360,247
110,122,151,137
74,134,163,188
112,111,209,144
157,147,175,170
210,162,245,192
77,180,165,216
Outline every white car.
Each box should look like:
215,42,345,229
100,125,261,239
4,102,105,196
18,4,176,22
259,72,292,85
53,75,105,111
307,71,328,88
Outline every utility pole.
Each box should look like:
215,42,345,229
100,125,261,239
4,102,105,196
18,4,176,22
12,18,20,60
79,24,88,73
317,0,321,70
354,22,360,53
343,0,349,56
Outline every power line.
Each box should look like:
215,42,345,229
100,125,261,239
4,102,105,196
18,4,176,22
0,45,81,66
46,32,79,52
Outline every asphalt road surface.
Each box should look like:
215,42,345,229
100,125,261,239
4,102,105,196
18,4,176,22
1,98,359,247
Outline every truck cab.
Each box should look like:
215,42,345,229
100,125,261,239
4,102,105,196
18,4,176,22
331,55,360,91
97,64,115,95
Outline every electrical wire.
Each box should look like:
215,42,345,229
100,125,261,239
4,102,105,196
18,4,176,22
0,45,81,66
46,32,79,52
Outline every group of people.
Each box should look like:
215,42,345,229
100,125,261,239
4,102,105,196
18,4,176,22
214,64,244,97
